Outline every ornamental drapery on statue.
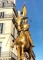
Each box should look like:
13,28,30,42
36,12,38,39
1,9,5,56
11,4,35,60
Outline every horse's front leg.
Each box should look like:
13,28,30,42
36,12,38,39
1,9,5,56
21,45,24,60
17,45,21,60
29,47,32,60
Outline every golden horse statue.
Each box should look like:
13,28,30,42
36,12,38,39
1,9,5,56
11,5,34,60
11,30,34,60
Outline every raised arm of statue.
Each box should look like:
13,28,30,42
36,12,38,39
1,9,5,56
21,4,27,18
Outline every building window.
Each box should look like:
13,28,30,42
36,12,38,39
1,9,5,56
0,23,3,34
0,12,4,18
0,47,1,54
2,2,5,7
0,42,2,54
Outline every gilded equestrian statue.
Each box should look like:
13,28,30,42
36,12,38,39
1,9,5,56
11,5,34,60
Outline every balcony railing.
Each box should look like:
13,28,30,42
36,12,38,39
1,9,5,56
0,3,13,8
0,14,13,18
0,51,17,60
4,14,13,18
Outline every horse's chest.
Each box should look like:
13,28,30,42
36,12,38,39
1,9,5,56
16,35,27,46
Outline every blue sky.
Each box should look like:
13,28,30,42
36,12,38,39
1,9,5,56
16,0,43,60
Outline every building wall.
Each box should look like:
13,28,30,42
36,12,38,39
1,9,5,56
0,0,17,57
0,19,13,52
